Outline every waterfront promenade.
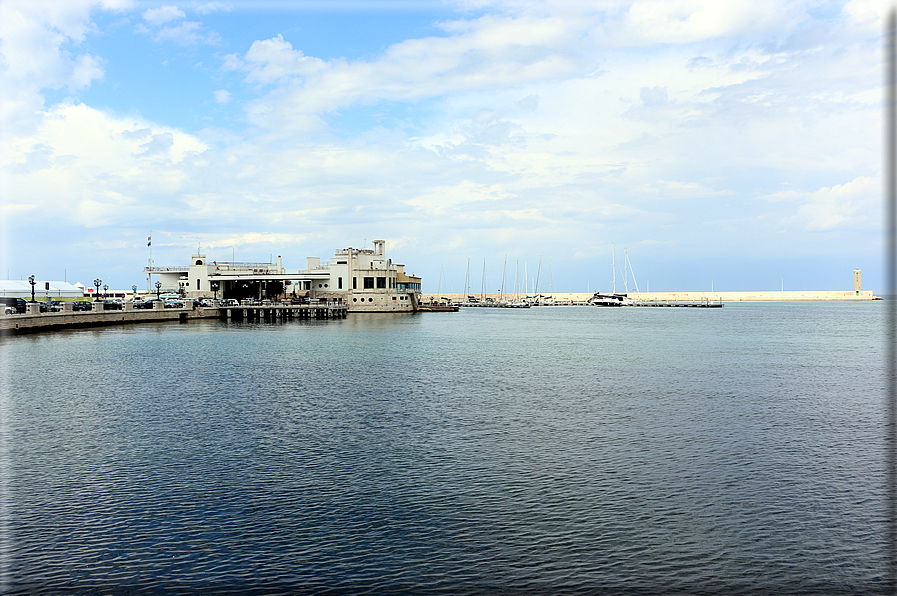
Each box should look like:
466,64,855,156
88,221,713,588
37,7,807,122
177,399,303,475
0,302,347,335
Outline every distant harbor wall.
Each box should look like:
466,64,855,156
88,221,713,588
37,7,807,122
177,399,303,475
423,290,878,303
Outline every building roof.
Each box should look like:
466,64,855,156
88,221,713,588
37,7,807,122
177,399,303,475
0,280,85,298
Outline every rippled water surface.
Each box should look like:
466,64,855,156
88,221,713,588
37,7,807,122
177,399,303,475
0,302,888,594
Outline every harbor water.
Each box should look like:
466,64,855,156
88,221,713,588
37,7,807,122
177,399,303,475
0,302,888,594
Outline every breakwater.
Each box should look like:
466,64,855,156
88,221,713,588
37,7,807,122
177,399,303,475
424,290,878,303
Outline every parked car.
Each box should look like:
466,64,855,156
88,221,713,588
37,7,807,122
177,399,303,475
98,299,122,311
72,301,92,311
0,297,27,314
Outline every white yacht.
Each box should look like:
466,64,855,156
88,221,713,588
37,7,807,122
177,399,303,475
587,292,634,307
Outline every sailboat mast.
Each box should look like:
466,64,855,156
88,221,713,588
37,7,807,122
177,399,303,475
626,251,640,293
501,256,507,301
535,256,542,296
612,243,616,294
481,258,486,302
624,248,629,294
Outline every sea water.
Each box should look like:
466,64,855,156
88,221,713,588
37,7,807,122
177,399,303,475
0,302,887,594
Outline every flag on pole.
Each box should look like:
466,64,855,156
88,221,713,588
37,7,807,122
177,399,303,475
147,235,151,247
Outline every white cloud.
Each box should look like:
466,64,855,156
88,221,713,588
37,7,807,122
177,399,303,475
194,2,230,15
235,15,584,131
213,89,231,105
618,0,803,44
0,0,132,134
70,53,105,88
842,0,891,29
240,35,329,84
774,177,878,231
155,20,221,45
2,103,207,228
143,5,185,26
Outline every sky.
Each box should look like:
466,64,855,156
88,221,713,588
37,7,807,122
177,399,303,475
0,0,888,294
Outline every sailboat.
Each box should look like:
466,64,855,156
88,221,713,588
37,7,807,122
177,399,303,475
588,244,635,306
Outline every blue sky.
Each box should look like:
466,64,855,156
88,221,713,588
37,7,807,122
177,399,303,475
0,0,886,293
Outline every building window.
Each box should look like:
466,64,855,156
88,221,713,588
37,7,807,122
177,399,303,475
392,296,396,300
364,277,374,289
369,298,373,302
353,277,357,289
196,279,200,290
377,277,386,289
338,277,343,289
353,298,357,302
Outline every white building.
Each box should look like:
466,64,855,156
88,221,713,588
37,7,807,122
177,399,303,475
145,240,422,312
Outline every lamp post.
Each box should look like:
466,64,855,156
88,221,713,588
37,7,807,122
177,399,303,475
93,279,101,302
155,281,162,299
211,281,219,300
28,275,35,302
103,284,108,299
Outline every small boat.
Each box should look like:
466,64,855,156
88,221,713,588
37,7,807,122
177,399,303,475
417,303,459,312
587,292,633,307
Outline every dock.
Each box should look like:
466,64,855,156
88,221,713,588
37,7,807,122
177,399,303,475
459,301,531,308
0,302,348,336
632,299,723,308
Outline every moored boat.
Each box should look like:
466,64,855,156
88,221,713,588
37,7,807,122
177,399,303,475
587,292,633,306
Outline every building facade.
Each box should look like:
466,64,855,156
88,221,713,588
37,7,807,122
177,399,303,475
144,240,422,312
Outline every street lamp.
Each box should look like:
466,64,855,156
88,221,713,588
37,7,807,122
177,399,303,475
93,279,101,302
28,275,35,302
103,284,109,299
155,281,162,299
210,281,219,300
